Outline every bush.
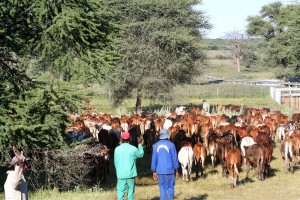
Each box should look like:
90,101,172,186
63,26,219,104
26,139,109,191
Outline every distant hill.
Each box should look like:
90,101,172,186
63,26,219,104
219,33,248,40
218,32,251,40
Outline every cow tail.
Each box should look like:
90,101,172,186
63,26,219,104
233,163,239,176
188,147,192,170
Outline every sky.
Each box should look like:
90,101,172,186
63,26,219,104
196,0,296,39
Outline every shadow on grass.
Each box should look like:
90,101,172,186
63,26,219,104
267,167,279,178
206,169,219,175
199,80,224,85
186,194,209,200
240,177,255,185
191,174,207,181
149,193,209,200
150,197,160,200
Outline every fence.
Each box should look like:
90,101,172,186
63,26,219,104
270,87,300,110
174,83,270,99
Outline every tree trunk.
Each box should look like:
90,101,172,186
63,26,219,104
135,90,142,114
234,38,241,73
236,57,240,73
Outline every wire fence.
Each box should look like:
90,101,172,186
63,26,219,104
173,83,270,99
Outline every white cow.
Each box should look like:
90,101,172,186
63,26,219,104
277,124,286,141
280,138,294,173
202,100,210,113
163,118,173,130
178,146,194,182
175,106,186,115
121,122,129,132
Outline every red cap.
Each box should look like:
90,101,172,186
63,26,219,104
121,132,130,140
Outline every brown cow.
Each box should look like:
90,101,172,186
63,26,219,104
154,116,165,133
226,149,242,188
244,144,265,181
255,131,270,144
291,133,300,163
261,143,273,176
217,142,232,177
193,141,207,179
201,122,213,144
206,130,219,168
292,113,300,123
217,132,235,176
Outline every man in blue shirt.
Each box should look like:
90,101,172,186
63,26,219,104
151,129,179,200
114,131,144,200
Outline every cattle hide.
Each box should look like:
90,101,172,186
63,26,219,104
226,149,242,188
178,146,194,182
280,138,294,173
244,144,265,181
193,141,206,179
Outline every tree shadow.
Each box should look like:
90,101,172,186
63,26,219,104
199,80,224,85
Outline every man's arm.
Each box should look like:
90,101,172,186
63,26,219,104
135,137,144,158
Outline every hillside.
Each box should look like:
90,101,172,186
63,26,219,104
201,39,276,80
69,38,294,115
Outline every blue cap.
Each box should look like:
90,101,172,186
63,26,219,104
159,129,170,139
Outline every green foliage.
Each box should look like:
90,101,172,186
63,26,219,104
0,0,122,154
29,0,121,82
0,82,73,154
240,42,259,70
246,2,300,77
0,0,121,83
108,0,211,107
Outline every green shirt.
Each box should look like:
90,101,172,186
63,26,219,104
114,143,144,179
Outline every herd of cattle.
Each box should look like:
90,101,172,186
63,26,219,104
66,102,300,188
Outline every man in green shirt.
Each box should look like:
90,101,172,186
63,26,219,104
114,131,144,200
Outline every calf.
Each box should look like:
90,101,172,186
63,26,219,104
178,143,194,182
193,141,207,178
244,144,265,181
226,149,242,188
98,144,110,182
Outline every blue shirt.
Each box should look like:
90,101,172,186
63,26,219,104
151,139,179,174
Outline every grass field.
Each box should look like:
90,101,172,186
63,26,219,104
8,140,300,200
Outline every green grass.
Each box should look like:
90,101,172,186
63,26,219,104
202,39,276,80
4,142,299,200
